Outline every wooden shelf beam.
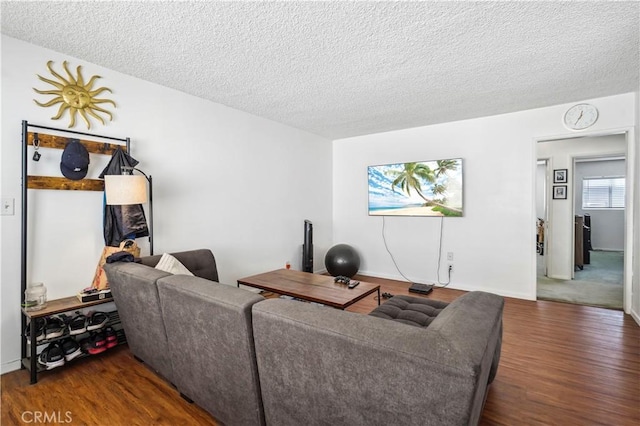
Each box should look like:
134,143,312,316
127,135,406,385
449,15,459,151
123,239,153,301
26,176,105,191
27,132,127,155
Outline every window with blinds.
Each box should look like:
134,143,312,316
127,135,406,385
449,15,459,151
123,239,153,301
582,177,625,209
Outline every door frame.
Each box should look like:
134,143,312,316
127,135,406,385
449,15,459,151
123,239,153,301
535,158,550,278
532,126,635,314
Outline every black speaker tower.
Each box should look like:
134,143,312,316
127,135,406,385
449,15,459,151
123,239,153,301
302,220,313,272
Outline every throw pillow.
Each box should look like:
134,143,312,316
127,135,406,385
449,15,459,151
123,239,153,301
155,253,194,276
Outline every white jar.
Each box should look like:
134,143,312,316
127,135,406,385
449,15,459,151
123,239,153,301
24,282,47,311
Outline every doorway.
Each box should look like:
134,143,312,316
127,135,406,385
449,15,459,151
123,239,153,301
535,134,627,310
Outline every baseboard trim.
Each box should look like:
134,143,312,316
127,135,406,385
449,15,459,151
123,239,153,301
1,359,22,375
630,307,640,326
357,270,534,301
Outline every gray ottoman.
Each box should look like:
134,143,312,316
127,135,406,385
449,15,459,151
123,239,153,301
369,295,449,327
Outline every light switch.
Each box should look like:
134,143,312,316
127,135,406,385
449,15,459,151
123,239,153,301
1,198,15,216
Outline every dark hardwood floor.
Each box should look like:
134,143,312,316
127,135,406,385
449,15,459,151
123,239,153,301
2,275,639,425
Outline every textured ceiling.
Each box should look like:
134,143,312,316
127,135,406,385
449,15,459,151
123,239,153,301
1,1,639,139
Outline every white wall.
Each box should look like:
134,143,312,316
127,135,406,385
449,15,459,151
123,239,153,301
537,135,626,279
0,36,333,373
333,93,636,304
634,91,640,325
574,158,626,251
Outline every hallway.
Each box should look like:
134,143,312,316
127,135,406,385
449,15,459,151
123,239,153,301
537,250,623,310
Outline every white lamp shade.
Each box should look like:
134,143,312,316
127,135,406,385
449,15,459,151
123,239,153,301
104,175,148,205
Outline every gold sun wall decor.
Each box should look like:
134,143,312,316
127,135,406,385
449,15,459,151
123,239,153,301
33,60,116,129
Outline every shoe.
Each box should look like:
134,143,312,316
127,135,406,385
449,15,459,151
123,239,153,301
44,316,66,339
87,312,109,331
93,330,107,348
104,327,118,349
38,342,65,370
80,331,107,355
25,318,46,343
61,338,82,362
69,314,87,335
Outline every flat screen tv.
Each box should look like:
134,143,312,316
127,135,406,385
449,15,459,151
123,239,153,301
368,158,463,217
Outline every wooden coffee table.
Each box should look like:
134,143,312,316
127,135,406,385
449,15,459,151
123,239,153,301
237,269,380,310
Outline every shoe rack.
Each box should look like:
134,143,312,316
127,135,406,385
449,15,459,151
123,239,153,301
22,296,126,384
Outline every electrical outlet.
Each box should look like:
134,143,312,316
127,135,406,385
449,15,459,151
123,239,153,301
447,252,453,261
1,198,14,216
448,264,453,273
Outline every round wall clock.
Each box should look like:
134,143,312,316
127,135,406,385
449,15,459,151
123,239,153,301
563,103,598,130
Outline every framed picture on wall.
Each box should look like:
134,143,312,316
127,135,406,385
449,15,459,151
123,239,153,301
553,185,567,199
554,169,568,183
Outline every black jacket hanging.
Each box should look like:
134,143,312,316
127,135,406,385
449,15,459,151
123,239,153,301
100,147,149,247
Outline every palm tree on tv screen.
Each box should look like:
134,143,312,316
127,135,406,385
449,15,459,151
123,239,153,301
388,162,434,198
387,161,461,214
432,183,447,202
435,159,458,177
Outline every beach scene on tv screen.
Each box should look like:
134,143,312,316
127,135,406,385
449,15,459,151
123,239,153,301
368,158,463,217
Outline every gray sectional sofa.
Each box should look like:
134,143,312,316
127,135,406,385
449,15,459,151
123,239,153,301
104,249,504,426
105,249,265,426
103,249,219,385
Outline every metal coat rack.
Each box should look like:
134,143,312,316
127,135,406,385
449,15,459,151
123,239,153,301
19,120,130,364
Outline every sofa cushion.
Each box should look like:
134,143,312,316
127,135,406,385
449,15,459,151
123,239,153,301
369,295,449,327
157,276,265,426
154,253,194,276
141,249,218,281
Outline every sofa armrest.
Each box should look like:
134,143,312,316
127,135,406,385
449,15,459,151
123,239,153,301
140,249,218,281
427,291,504,369
103,262,175,383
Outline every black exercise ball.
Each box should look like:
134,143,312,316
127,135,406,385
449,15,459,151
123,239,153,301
325,244,361,278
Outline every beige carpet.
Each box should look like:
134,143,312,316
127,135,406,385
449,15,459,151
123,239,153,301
536,251,623,310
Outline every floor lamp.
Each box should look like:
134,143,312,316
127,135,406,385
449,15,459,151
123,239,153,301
104,167,154,255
